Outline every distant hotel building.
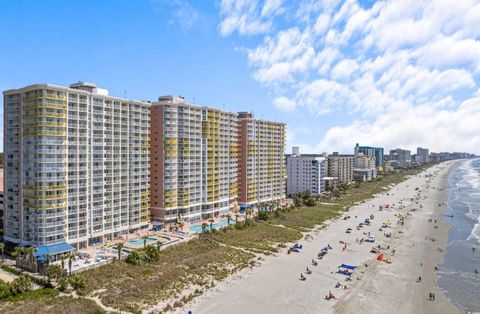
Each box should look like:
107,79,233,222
3,83,150,249
150,96,238,225
237,112,286,206
326,152,354,185
388,148,411,169
416,147,429,164
286,147,325,196
353,152,377,182
354,144,384,168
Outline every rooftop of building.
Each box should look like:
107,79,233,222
3,82,150,105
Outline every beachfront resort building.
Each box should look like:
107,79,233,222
354,143,384,169
237,112,286,206
416,147,430,164
325,153,354,185
3,82,150,251
353,152,377,182
286,147,325,196
150,96,239,225
388,148,411,169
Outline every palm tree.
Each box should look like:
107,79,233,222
226,214,232,226
0,243,5,264
117,243,124,261
208,218,214,231
59,253,66,270
25,247,36,264
68,253,75,276
11,246,25,267
142,235,149,248
201,223,208,235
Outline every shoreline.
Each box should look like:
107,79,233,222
179,161,460,314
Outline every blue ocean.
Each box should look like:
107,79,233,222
438,159,480,313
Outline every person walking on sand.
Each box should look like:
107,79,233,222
429,292,432,300
432,293,436,301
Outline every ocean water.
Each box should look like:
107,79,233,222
438,159,480,313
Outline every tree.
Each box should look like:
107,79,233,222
68,253,75,276
208,218,214,231
11,247,25,266
69,275,86,294
235,213,240,223
59,253,66,270
201,223,208,235
142,235,149,248
305,197,317,207
0,243,4,264
117,243,124,261
10,275,32,295
226,214,232,226
47,264,63,283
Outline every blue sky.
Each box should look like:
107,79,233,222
2,0,480,154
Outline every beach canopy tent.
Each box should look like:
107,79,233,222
339,264,357,270
33,242,75,261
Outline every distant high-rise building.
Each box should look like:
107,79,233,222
237,112,286,206
150,96,238,225
3,83,150,249
286,147,325,196
326,152,354,184
416,147,429,164
354,144,384,167
389,148,411,168
353,152,377,182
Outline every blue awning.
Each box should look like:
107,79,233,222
339,264,357,270
33,242,75,261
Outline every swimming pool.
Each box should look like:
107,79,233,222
127,237,157,246
188,219,234,233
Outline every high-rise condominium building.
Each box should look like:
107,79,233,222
3,83,150,249
286,147,325,196
150,96,238,225
416,147,429,164
389,148,411,169
237,112,286,206
354,143,384,167
326,152,354,185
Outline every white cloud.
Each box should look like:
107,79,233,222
150,0,199,31
331,58,359,80
273,96,296,112
219,0,284,36
219,0,480,153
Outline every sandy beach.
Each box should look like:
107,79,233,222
181,161,460,314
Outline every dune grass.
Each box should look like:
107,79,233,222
76,238,254,312
0,295,105,314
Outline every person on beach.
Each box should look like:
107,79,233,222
429,292,432,300
432,293,436,301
